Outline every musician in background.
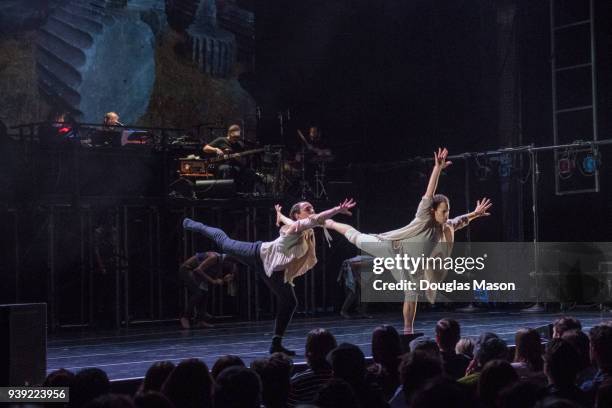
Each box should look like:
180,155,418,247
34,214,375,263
203,124,256,192
297,125,333,162
103,112,122,127
39,110,76,146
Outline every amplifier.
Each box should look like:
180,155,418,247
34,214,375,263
179,159,214,178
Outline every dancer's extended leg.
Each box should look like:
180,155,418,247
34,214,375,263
183,218,259,269
403,300,417,334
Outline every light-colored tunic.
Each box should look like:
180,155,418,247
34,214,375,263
344,196,469,302
260,208,335,285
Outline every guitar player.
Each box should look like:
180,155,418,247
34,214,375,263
202,124,257,192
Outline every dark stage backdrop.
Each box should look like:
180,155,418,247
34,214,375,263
2,0,612,324
255,0,612,243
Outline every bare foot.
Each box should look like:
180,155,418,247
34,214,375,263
180,317,191,329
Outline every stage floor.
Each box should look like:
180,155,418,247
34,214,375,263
47,310,611,381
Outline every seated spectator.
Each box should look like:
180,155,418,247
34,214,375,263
582,323,612,404
314,378,360,408
44,368,75,387
161,358,212,408
251,353,292,408
435,318,470,379
409,336,440,358
512,328,546,385
83,394,134,408
139,362,175,393
288,328,337,407
327,342,389,408
552,316,582,339
458,334,508,393
456,337,475,360
410,377,474,408
214,366,262,408
211,355,245,380
562,329,597,385
595,379,612,408
497,380,545,408
368,325,403,400
543,338,588,407
133,392,174,408
477,360,518,408
70,367,111,408
390,350,443,408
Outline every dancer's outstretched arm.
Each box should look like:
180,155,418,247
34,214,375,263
448,197,493,231
424,147,452,198
274,204,294,227
289,199,356,234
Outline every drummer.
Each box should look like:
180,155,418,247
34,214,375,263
296,125,333,162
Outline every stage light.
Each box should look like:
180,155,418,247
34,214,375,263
558,157,573,175
581,154,598,175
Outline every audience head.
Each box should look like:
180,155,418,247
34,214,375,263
314,378,359,408
476,336,508,368
141,361,175,393
553,316,582,338
327,343,366,386
477,359,519,408
371,325,401,370
161,358,212,408
71,367,111,408
514,328,544,371
133,392,173,408
83,394,133,408
411,376,473,408
214,366,261,408
435,318,461,352
305,328,337,371
544,338,582,387
409,336,440,358
456,337,475,358
595,379,612,408
250,353,292,408
589,323,612,372
399,350,443,401
561,329,591,371
211,355,245,380
44,368,74,387
497,380,545,408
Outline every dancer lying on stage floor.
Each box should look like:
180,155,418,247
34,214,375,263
183,198,356,356
321,148,492,334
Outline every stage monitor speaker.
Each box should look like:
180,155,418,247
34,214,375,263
399,332,424,353
0,303,47,386
195,179,235,198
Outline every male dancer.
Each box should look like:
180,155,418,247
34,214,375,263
183,198,356,355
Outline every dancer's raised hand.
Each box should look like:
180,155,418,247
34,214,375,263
473,197,492,217
433,147,452,170
337,198,356,216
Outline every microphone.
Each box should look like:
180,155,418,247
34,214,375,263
116,121,125,127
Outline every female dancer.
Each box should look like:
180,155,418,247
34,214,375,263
321,148,492,333
183,198,356,355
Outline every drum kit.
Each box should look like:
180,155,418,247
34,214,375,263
254,145,335,199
